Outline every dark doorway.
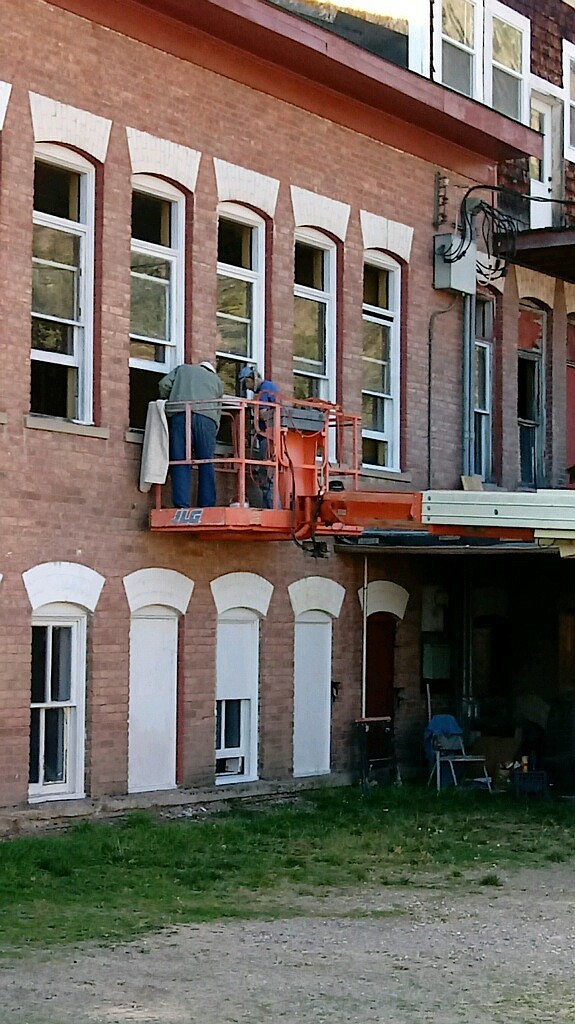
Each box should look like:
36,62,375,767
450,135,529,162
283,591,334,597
365,612,396,718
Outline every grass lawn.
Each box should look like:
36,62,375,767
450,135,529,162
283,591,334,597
1,785,575,952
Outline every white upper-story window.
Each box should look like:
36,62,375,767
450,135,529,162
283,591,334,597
216,202,265,395
563,40,575,162
361,253,401,472
473,297,494,481
129,175,185,428
434,0,530,123
293,229,336,403
31,145,95,423
437,0,483,100
484,0,530,123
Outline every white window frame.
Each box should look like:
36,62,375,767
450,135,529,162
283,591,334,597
361,251,401,473
434,0,484,101
484,0,530,124
473,342,493,481
32,143,95,424
563,40,575,162
215,607,259,785
29,603,87,803
129,174,185,375
293,227,336,403
216,201,265,387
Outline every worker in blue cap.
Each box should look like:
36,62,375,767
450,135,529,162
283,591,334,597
238,365,280,508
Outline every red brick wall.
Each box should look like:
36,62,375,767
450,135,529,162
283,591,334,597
0,0,564,808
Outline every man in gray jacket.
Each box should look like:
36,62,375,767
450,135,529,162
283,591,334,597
159,361,224,508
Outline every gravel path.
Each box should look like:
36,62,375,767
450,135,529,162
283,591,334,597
2,865,575,1023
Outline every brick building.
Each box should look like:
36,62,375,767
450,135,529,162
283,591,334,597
1,0,575,814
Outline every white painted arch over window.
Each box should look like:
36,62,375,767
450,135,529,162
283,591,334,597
123,568,194,614
23,562,105,612
288,576,345,619
0,81,12,129
357,580,409,620
127,127,201,193
210,572,273,617
291,185,350,242
360,210,414,264
514,266,555,309
29,93,112,162
214,159,280,217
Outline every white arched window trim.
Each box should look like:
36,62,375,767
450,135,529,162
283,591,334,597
294,226,337,404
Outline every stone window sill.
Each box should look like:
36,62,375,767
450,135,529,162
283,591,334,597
25,415,110,439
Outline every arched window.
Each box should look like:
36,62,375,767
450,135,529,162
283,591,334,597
293,228,337,402
362,251,401,470
32,144,95,422
129,174,186,428
216,202,266,395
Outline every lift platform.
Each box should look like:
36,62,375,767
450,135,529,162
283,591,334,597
148,395,422,542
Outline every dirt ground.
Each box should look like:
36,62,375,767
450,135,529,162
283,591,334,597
2,864,575,1024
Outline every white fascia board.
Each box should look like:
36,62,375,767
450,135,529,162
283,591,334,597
422,489,575,531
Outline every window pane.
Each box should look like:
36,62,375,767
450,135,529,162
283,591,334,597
224,700,241,749
492,67,520,120
443,40,473,95
132,192,171,246
474,346,487,408
31,626,47,704
218,219,253,269
31,317,74,356
34,161,80,221
29,709,40,784
363,320,390,364
215,701,222,750
33,225,80,267
363,359,389,394
443,0,474,46
295,242,324,289
217,315,250,357
131,253,170,280
44,708,67,783
31,360,77,417
493,18,522,72
32,263,77,320
362,436,388,466
475,299,493,340
362,393,386,432
518,357,538,421
130,339,165,363
294,296,325,367
217,276,251,320
51,627,72,702
363,265,389,308
294,374,321,400
570,104,575,149
131,275,168,340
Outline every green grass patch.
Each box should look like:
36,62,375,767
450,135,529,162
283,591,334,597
1,786,574,952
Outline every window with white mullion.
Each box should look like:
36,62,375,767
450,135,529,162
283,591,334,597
29,611,86,801
32,147,93,422
129,239,176,367
293,232,336,403
216,204,265,397
473,340,492,479
362,256,400,471
484,0,530,123
438,0,482,100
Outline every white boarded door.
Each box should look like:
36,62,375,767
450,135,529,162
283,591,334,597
293,610,332,777
128,605,178,793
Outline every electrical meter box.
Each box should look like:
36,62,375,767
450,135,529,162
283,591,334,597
433,234,477,295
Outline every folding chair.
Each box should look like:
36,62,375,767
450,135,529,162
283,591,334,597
425,714,491,792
